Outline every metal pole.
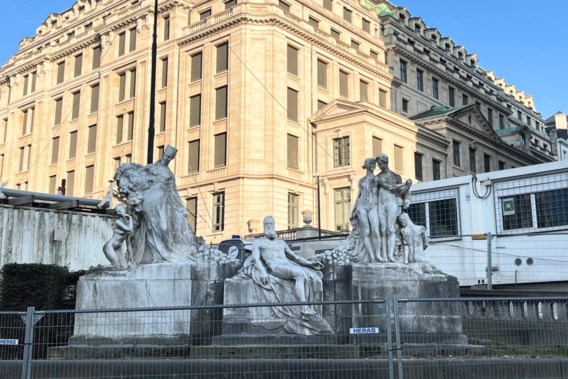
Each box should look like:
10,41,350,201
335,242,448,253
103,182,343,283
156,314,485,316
316,174,321,238
147,0,159,164
21,307,34,379
393,297,403,379
486,232,493,290
384,300,394,379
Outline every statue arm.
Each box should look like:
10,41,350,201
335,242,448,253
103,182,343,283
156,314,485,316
252,242,269,283
284,244,324,270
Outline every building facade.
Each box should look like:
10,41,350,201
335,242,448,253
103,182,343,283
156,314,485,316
0,0,555,242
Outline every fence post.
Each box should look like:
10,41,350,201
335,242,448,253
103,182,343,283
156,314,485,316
486,232,494,290
384,300,394,379
20,307,42,379
393,297,403,379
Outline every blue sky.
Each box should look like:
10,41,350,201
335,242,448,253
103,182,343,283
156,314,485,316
0,1,565,118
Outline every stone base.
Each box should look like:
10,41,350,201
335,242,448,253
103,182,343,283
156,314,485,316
351,263,466,344
72,263,194,344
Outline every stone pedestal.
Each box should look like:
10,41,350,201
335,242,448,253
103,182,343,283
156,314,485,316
71,262,241,346
72,263,194,345
351,263,466,344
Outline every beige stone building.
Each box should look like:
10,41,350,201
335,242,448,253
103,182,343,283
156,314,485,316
0,0,554,242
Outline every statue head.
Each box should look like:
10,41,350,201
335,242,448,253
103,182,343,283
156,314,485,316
115,203,127,216
163,145,178,162
263,215,277,240
376,153,389,170
362,157,376,171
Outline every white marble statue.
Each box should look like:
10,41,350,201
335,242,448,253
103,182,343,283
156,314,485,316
350,158,382,263
376,153,412,262
102,203,133,270
114,145,198,265
398,212,436,271
237,216,332,335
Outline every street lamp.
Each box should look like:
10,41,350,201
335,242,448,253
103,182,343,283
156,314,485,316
147,0,159,164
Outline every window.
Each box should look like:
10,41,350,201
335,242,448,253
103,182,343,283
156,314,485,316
114,157,122,171
116,115,124,143
22,107,34,135
469,148,476,173
331,28,340,40
215,86,228,120
74,54,83,77
118,32,126,56
288,193,299,228
186,197,198,231
339,70,349,98
402,98,409,113
163,15,170,41
157,145,165,159
278,0,290,12
212,191,225,232
287,45,298,76
23,75,29,96
72,92,81,120
0,154,3,179
362,18,371,33
449,87,455,107
90,84,99,113
87,124,97,153
408,198,458,238
317,100,326,110
85,165,95,193
200,8,211,20
452,140,461,167
333,136,350,167
372,137,382,157
334,187,351,231
501,194,533,231
379,89,387,109
432,159,441,180
317,59,327,88
394,145,403,173
54,98,63,126
67,170,75,196
483,154,491,173
129,28,137,52
49,175,57,194
225,0,237,9
31,72,37,93
127,111,134,140
19,147,25,172
432,78,439,99
536,188,568,228
69,131,77,159
119,69,136,101
188,139,200,173
189,94,202,126
359,80,368,101
414,153,423,181
343,7,352,22
191,52,202,82
308,16,319,29
399,60,407,83
57,61,65,84
351,39,360,50
287,134,299,169
416,69,424,91
51,137,59,164
499,160,505,170
216,42,228,73
323,0,332,11
1,119,6,144
92,46,101,69
462,94,468,105
159,101,167,132
487,108,493,127
499,114,505,129
214,132,227,167
370,50,378,61
161,57,168,88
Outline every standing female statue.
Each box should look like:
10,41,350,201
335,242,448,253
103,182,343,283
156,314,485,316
350,158,383,263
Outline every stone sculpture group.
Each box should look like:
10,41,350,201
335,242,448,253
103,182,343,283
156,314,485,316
96,146,440,339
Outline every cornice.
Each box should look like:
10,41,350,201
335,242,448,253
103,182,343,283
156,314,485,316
178,12,394,83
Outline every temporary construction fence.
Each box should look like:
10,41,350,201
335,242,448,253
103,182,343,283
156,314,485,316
1,297,567,379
